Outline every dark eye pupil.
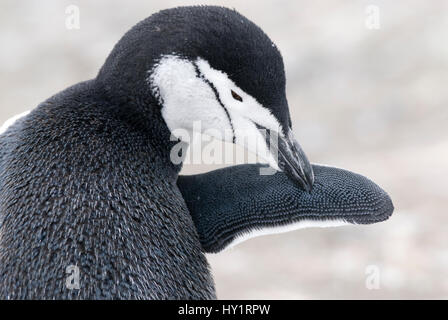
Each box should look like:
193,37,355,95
231,90,243,102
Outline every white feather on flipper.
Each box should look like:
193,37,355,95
0,110,31,135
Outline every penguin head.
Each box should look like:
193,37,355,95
99,6,314,191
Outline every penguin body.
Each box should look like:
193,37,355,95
0,80,214,299
0,6,393,299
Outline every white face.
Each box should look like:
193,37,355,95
148,54,284,169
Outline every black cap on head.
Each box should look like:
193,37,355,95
98,6,291,129
98,6,313,191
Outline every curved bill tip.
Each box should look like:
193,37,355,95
279,130,314,191
259,126,315,192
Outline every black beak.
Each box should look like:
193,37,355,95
258,126,314,192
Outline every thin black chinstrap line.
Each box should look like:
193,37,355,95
193,62,236,143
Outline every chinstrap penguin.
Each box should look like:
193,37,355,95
0,6,393,299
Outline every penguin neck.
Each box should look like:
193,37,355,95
96,79,183,180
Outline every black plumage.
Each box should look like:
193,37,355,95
0,6,394,300
178,164,394,253
0,80,215,299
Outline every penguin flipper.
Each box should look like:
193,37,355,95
177,164,394,253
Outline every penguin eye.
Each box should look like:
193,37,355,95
231,90,243,102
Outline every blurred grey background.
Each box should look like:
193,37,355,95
1,0,447,299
